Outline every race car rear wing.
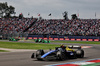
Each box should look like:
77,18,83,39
68,45,81,49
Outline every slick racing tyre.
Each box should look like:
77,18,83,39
76,50,84,58
79,50,84,58
57,51,66,60
36,49,44,60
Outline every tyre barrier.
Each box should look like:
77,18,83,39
28,37,100,41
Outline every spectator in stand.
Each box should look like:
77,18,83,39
28,19,100,36
0,17,100,36
0,17,36,35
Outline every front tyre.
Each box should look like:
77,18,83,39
36,49,44,60
57,51,66,60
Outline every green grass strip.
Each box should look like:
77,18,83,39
51,41,100,44
0,40,100,50
0,41,60,50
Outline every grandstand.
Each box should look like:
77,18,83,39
0,18,37,39
27,19,99,36
0,17,100,41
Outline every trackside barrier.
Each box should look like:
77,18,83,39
71,39,75,41
65,38,70,40
82,39,87,41
76,39,81,41
54,38,58,40
30,37,100,41
49,38,53,40
88,39,93,41
28,37,32,39
39,37,42,39
94,39,99,41
33,37,37,39
43,38,47,40
59,38,64,40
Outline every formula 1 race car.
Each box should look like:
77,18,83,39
34,39,50,43
31,45,84,61
9,37,20,41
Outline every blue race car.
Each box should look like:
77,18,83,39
31,45,84,61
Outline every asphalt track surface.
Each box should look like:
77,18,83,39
0,41,100,66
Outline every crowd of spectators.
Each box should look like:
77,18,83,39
0,18,35,35
0,17,100,36
28,19,100,36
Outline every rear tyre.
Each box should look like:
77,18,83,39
57,51,66,60
36,49,44,60
79,50,84,58
77,50,84,58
